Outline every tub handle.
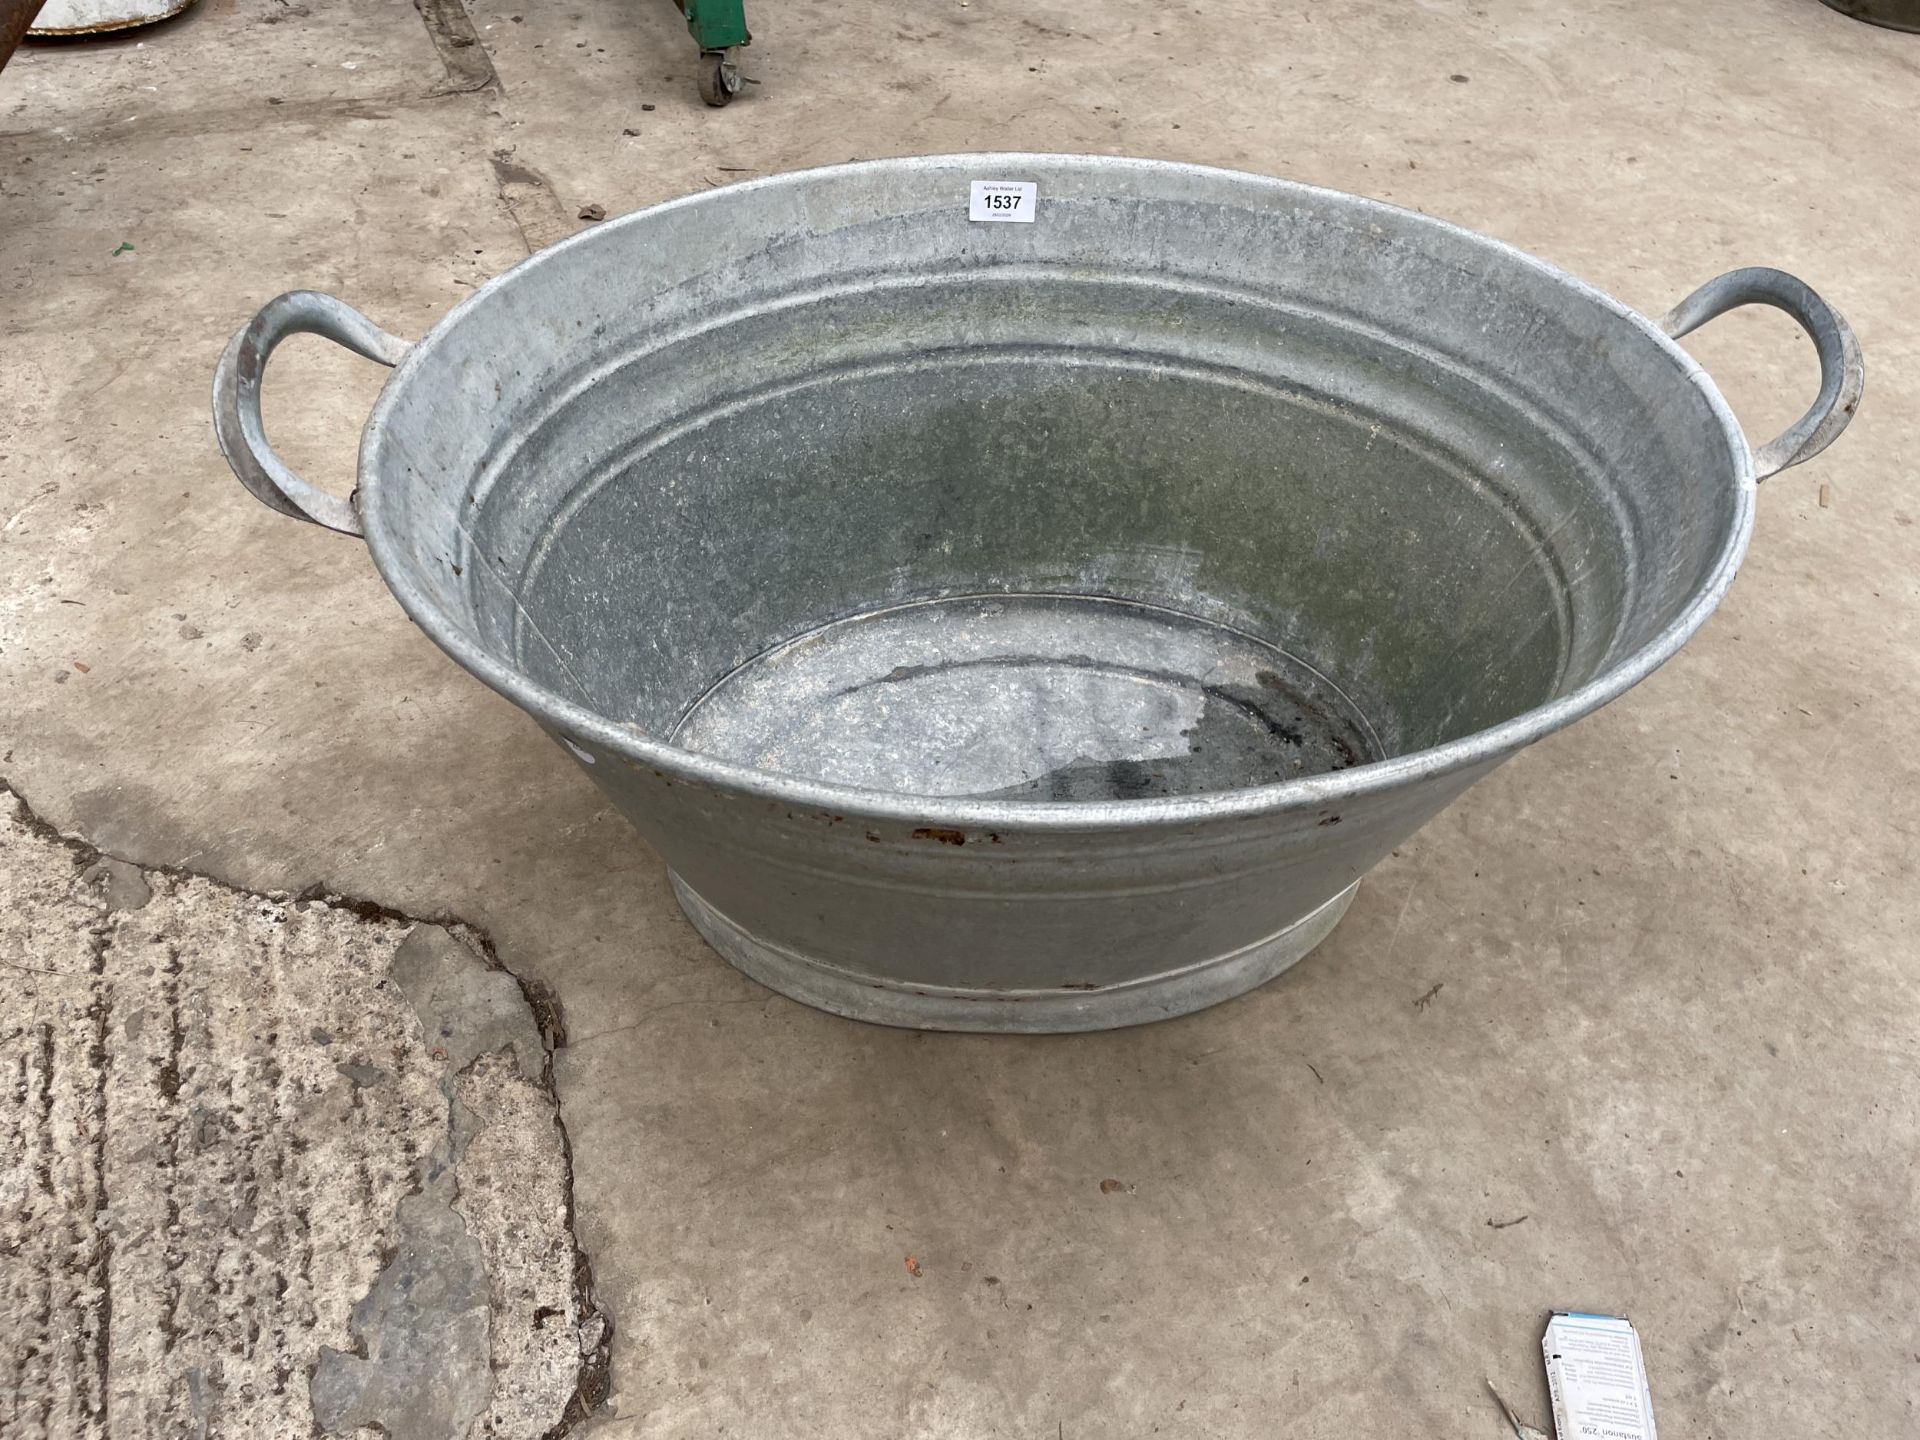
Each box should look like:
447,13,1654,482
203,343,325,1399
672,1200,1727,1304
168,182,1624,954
211,291,413,537
1660,267,1864,483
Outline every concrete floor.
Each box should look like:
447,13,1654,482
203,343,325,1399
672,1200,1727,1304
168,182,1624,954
3,0,1918,1435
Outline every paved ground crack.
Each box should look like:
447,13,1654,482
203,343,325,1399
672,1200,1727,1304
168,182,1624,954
413,0,501,97
489,149,577,255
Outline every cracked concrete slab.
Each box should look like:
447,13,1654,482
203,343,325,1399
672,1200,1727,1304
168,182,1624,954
0,787,606,1439
311,1185,494,1440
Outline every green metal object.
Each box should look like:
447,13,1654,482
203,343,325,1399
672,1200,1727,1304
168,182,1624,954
675,0,748,105
682,0,748,53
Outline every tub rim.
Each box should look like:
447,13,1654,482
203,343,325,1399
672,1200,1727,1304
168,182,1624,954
357,151,1756,833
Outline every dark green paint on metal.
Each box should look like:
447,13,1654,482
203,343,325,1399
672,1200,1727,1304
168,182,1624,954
682,0,749,52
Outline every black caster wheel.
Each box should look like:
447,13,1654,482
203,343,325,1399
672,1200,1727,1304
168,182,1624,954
697,48,742,106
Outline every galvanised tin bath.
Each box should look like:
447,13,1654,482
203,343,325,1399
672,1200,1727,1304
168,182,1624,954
213,154,1863,1032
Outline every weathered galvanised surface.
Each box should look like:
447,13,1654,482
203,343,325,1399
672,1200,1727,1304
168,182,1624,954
213,154,1862,1032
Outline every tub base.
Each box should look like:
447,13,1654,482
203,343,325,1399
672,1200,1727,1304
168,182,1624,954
669,873,1359,1033
671,594,1382,802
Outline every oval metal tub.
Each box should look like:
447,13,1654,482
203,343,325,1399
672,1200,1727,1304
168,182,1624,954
212,154,1863,1031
